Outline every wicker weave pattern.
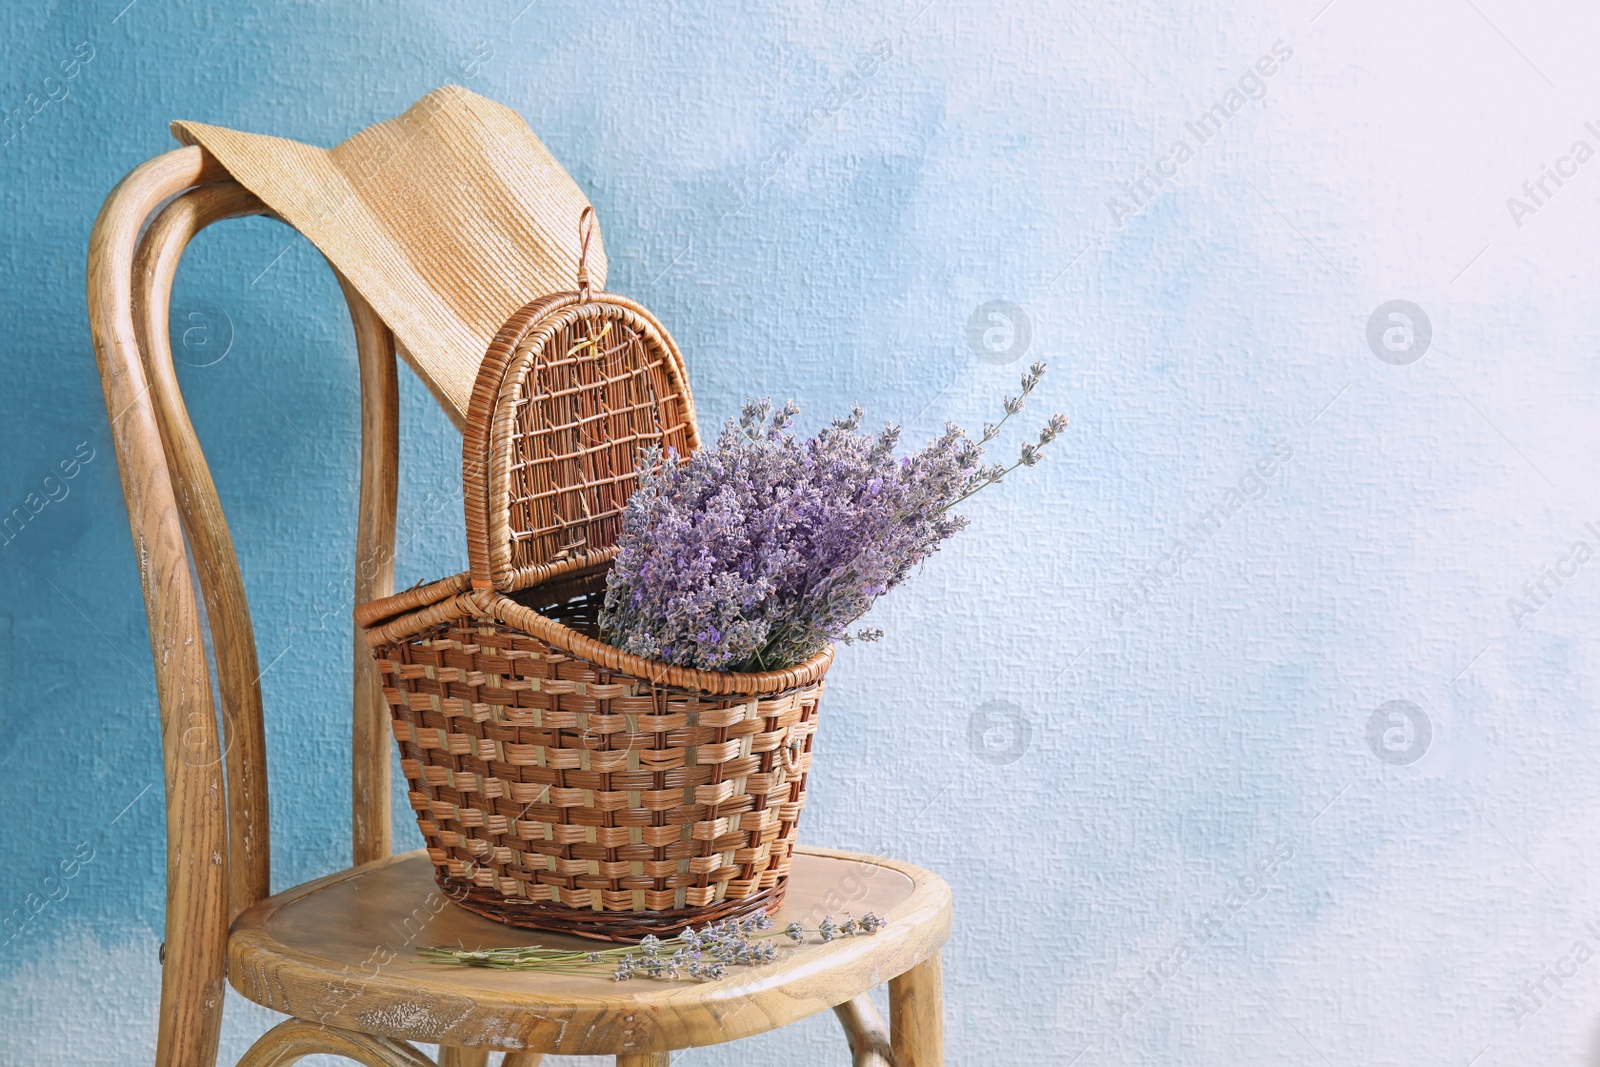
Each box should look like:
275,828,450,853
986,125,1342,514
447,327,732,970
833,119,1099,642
466,294,697,593
499,302,691,581
379,621,820,918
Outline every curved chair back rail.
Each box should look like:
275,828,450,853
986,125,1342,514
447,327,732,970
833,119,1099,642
133,176,402,890
91,146,401,1066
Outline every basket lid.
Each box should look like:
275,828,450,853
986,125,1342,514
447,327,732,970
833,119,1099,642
462,286,699,593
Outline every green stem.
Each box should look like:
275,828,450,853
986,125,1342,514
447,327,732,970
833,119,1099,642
942,453,1036,513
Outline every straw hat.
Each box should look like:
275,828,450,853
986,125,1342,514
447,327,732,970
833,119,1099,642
172,84,607,428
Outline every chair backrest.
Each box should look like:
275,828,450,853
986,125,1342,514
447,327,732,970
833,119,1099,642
89,146,403,1067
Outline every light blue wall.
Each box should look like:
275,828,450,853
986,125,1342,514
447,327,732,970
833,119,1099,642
5,0,1600,1063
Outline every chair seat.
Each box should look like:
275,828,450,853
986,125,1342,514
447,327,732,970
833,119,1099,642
227,846,950,1057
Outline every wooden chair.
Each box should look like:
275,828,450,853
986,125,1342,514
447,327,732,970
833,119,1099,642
88,146,951,1067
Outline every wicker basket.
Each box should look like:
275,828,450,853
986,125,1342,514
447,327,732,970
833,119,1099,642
355,263,833,941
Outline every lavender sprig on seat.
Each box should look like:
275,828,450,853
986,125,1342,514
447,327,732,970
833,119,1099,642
420,912,890,982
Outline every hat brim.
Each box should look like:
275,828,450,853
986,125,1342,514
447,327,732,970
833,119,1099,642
172,84,608,428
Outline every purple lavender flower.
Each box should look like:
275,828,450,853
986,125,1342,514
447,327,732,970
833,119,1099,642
598,364,1065,672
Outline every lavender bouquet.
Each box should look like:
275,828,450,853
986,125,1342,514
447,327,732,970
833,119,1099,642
597,361,1066,673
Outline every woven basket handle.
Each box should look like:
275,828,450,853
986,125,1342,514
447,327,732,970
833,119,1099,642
575,206,595,302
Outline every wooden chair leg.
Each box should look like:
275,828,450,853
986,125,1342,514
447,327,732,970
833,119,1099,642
616,1055,670,1066
834,993,896,1066
889,952,944,1067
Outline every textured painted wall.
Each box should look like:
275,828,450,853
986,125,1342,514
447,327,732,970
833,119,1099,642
3,0,1599,1063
